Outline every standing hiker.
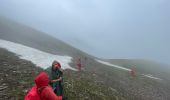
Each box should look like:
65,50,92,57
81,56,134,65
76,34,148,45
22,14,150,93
77,57,82,71
130,67,136,77
45,61,64,97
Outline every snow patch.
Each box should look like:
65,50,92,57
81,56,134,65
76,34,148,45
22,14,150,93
96,59,163,81
95,59,131,71
0,39,76,70
142,74,162,80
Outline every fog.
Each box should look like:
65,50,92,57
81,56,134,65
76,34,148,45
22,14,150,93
0,0,170,65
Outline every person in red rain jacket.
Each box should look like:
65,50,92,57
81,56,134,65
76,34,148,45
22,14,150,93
130,68,136,77
77,58,82,71
25,72,62,100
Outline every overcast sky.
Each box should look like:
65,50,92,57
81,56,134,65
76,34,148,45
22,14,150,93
0,0,170,65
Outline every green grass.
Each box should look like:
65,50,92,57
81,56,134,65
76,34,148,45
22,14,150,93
63,70,126,100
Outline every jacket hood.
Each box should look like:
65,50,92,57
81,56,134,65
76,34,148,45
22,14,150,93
35,72,49,89
52,60,61,69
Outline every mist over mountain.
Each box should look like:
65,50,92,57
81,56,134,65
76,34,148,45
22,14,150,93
0,0,170,65
0,17,93,59
0,17,170,100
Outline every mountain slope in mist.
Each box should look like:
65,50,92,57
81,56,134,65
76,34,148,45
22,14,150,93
0,17,170,100
107,59,170,81
0,17,92,58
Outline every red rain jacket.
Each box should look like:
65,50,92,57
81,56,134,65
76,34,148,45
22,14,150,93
25,72,62,100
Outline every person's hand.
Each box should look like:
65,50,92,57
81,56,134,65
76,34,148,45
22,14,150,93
51,77,62,83
58,77,62,81
51,80,57,83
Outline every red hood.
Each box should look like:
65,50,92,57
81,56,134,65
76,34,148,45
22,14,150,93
35,72,49,89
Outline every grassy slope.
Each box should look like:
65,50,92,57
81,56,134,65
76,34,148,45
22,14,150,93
1,44,170,100
0,48,43,100
0,48,125,100
63,70,125,100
